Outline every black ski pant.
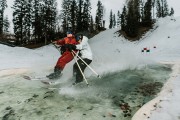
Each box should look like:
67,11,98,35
73,58,92,83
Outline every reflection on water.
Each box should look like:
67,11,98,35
0,64,171,120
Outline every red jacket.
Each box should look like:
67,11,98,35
55,36,78,70
56,36,78,45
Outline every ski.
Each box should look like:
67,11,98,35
22,75,85,87
23,75,49,81
40,80,61,85
23,73,63,81
22,74,63,85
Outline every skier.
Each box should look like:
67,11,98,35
66,34,93,84
47,31,79,79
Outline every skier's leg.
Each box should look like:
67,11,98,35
73,62,78,76
56,51,74,70
75,60,83,83
75,59,92,83
46,67,62,79
47,52,74,79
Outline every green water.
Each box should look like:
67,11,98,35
0,64,172,120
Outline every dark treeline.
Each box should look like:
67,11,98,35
0,0,8,35
0,0,175,46
109,0,174,40
0,0,105,46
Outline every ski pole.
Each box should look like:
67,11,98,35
72,50,101,78
51,43,61,53
71,52,89,86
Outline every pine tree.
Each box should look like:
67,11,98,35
121,6,127,31
89,15,94,32
82,0,91,31
13,0,57,45
156,0,161,18
134,0,141,23
156,0,169,18
24,0,32,43
70,0,78,32
42,0,57,44
126,0,138,37
161,0,164,17
140,0,145,22
117,10,121,27
32,0,43,43
76,0,83,32
12,0,36,44
3,15,9,33
169,7,174,16
163,0,169,17
113,14,116,28
61,0,73,32
152,0,155,19
12,0,27,44
143,0,152,27
0,0,7,35
109,10,113,29
95,0,104,30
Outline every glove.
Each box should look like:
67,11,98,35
64,44,69,48
64,44,76,51
70,44,76,51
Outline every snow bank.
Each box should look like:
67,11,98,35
132,61,180,120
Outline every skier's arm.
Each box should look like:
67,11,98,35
65,43,84,51
54,39,65,45
71,36,87,50
64,44,76,52
75,43,83,50
75,38,88,50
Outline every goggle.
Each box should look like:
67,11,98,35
67,31,73,34
76,35,83,41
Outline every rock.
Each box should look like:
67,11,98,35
2,109,15,120
88,106,93,110
32,94,39,98
43,91,54,99
67,106,71,109
45,91,54,94
36,111,42,115
5,106,12,110
25,98,33,102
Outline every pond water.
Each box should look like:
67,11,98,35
0,64,172,120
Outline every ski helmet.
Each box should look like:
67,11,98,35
66,30,73,34
75,34,83,41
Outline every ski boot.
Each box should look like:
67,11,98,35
47,67,62,79
72,76,83,85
